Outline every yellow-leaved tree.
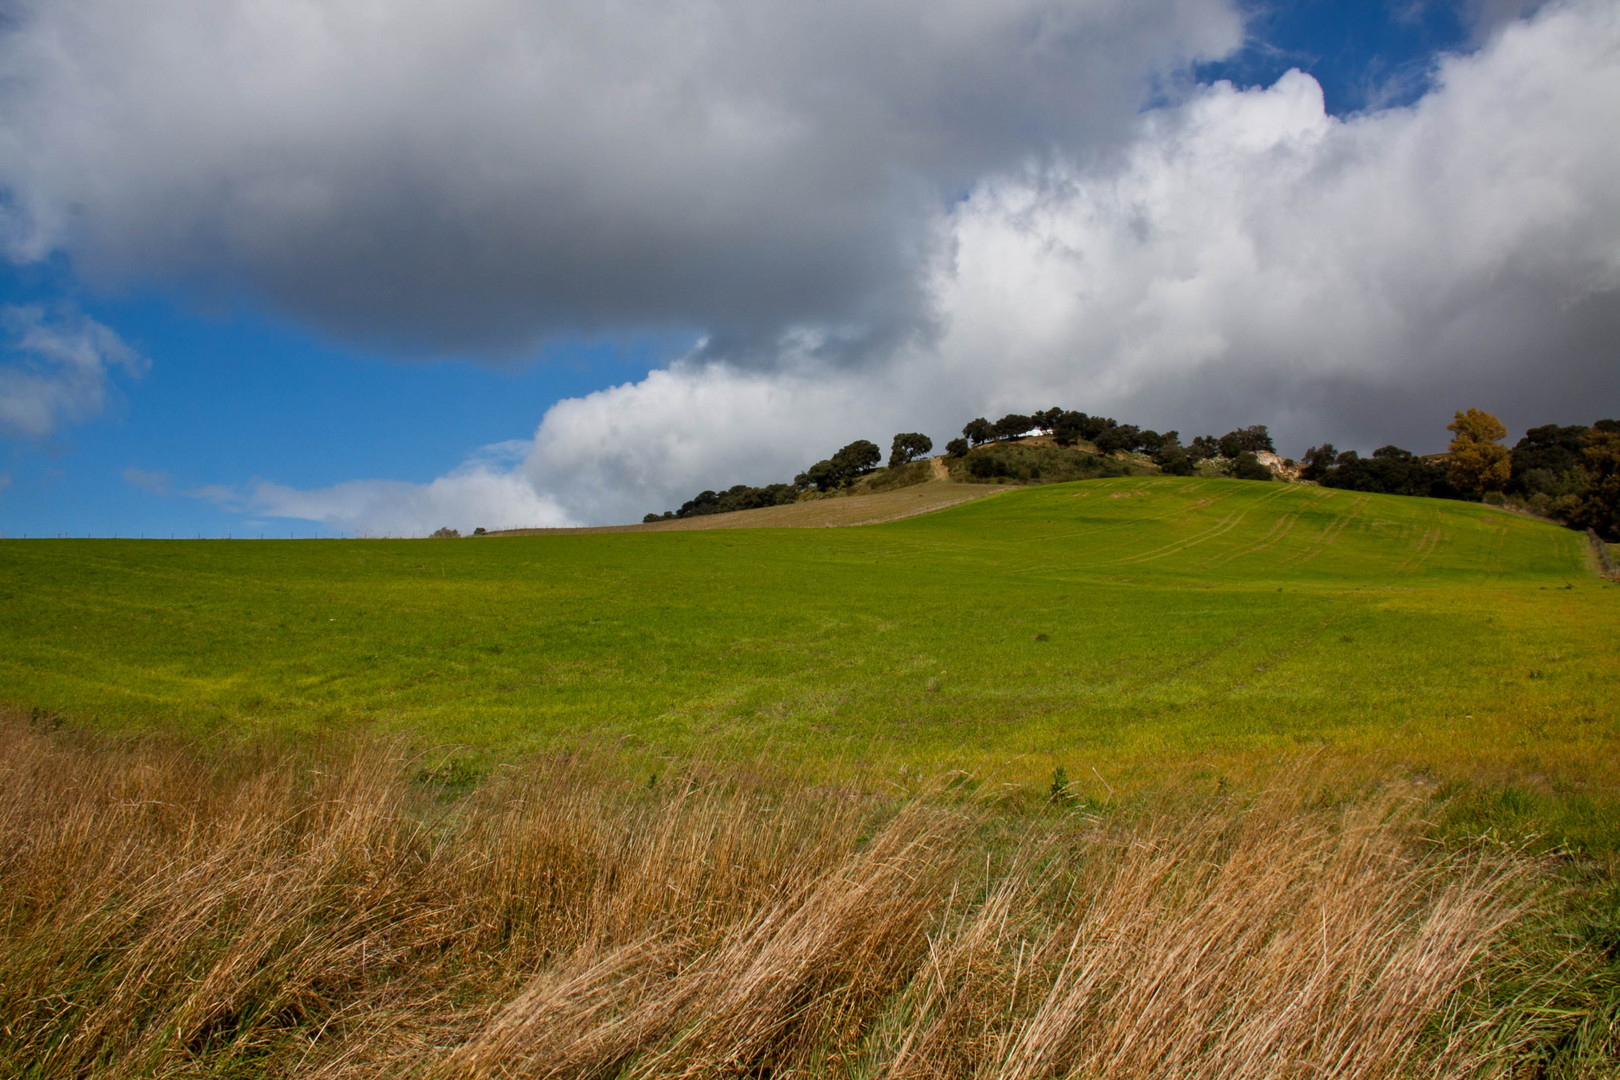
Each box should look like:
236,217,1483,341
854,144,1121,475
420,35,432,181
1446,408,1511,494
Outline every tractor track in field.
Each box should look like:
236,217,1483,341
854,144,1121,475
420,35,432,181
1278,493,1372,569
1394,507,1445,576
1203,512,1299,568
1117,486,1292,566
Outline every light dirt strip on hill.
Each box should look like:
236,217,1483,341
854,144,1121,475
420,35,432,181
488,479,1008,535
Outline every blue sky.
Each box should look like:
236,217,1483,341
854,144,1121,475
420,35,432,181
0,258,672,536
1197,0,1482,112
2,0,1615,535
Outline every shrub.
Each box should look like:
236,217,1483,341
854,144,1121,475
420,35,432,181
1155,445,1195,476
957,442,1139,484
968,453,1008,478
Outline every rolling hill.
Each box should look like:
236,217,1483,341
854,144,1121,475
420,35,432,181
3,476,1613,819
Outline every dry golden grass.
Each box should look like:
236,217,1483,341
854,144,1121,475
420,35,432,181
0,714,1609,1079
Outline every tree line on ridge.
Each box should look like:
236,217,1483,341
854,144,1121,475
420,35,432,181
640,406,1620,540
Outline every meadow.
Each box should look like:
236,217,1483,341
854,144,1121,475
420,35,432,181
3,477,1616,824
4,475,1620,1076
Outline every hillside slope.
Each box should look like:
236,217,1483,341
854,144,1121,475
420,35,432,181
1,477,1614,817
492,475,1002,534
900,475,1575,585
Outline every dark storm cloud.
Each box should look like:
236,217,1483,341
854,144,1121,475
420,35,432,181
0,0,1242,358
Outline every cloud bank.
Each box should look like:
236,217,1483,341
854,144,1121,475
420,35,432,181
0,305,147,439
0,0,1240,359
319,0,1620,533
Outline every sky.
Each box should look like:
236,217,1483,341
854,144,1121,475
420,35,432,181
1,0,1616,536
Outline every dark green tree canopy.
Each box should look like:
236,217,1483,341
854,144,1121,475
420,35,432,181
1508,423,1589,496
888,432,934,468
1572,422,1620,539
962,418,994,446
1051,411,1088,447
832,439,881,477
1093,424,1141,455
1154,442,1194,475
1299,444,1338,480
802,458,842,492
1306,444,1458,499
992,414,1035,441
1033,407,1066,432
1218,425,1274,459
1228,451,1273,481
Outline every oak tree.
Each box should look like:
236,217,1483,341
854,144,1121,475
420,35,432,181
1446,408,1511,494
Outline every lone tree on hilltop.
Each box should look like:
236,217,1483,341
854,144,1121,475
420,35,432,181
945,437,969,457
1446,408,1511,494
888,432,933,468
962,417,994,446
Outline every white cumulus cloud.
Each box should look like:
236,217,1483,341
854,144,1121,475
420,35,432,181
188,445,574,536
199,0,1620,532
922,1,1620,447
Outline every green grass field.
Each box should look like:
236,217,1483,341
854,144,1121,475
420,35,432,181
6,475,1620,1076
5,476,1616,841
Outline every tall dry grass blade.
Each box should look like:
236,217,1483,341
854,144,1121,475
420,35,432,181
0,714,1606,1080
